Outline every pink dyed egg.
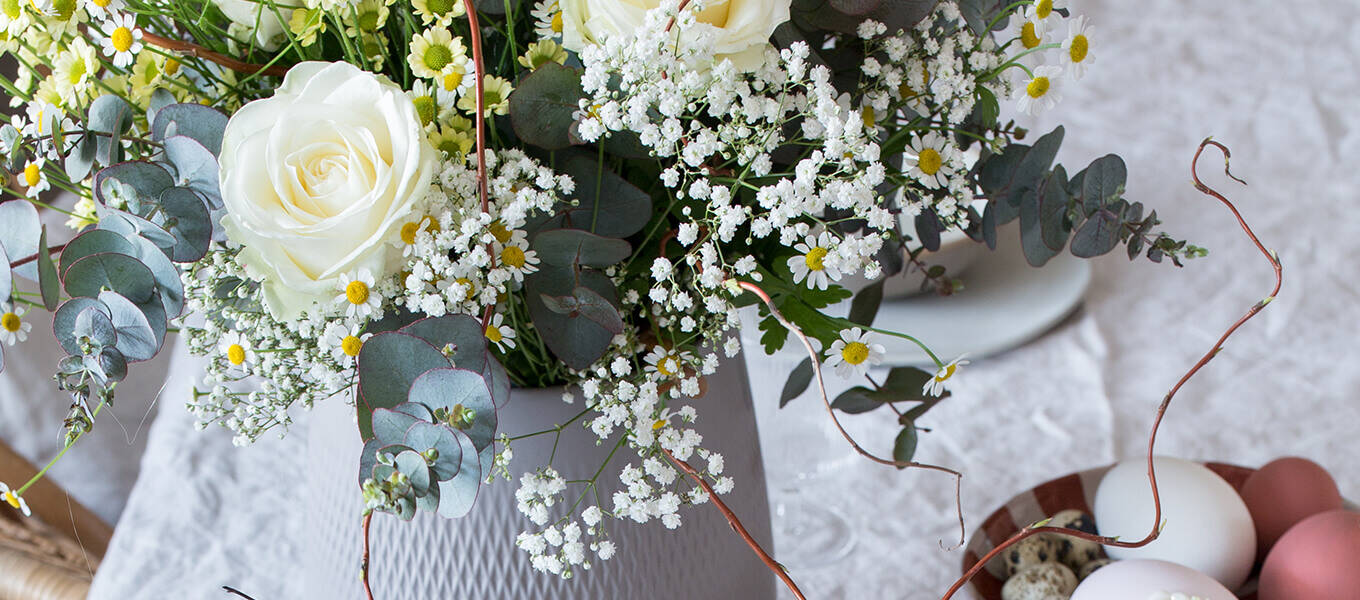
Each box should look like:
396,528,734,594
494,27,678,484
1240,457,1343,557
1258,510,1360,600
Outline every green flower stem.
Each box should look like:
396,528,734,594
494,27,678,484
16,398,108,496
980,43,1061,82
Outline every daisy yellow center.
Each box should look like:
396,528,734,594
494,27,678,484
22,163,40,187
1035,0,1052,19
861,106,875,128
898,82,915,98
840,341,870,365
227,344,246,365
93,0,111,6
52,0,74,19
443,70,463,91
652,419,666,430
918,148,943,175
357,10,380,31
485,86,507,106
550,11,563,33
401,221,422,245
341,335,363,357
1020,22,1041,49
501,245,527,268
484,325,503,343
657,356,678,377
1,313,19,332
423,44,453,72
426,0,454,15
111,27,134,53
1069,34,1088,63
934,363,957,382
1026,76,1050,99
164,58,181,75
413,95,436,126
345,280,370,305
3,491,18,509
66,57,88,85
2,0,20,19
488,221,512,244
804,246,828,271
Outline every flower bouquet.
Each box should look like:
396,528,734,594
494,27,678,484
0,0,1203,594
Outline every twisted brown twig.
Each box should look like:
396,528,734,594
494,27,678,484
661,448,807,600
939,138,1280,599
361,512,375,600
139,30,289,78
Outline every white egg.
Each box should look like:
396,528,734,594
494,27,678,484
1070,559,1236,600
1093,456,1255,591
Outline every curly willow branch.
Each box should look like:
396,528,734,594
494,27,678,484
661,448,808,600
940,138,1281,599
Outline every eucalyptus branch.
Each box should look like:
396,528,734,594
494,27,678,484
138,30,290,78
661,447,806,600
940,138,1280,599
9,242,68,269
361,512,375,600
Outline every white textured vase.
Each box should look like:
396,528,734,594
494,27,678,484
304,353,775,599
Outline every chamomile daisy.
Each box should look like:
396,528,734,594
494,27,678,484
1015,65,1064,116
0,482,29,517
338,268,381,319
483,312,516,351
1020,0,1059,40
20,159,49,198
0,303,31,345
923,354,969,397
519,39,567,70
81,0,126,21
824,327,885,378
407,27,469,80
905,132,955,189
643,346,689,380
457,75,514,117
1061,15,1093,80
218,331,255,370
531,0,563,40
98,13,143,68
495,230,540,282
322,322,369,365
412,0,464,27
51,37,101,103
787,232,842,290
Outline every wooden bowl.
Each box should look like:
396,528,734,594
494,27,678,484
961,461,1258,600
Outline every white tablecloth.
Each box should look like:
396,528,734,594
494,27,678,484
71,0,1360,597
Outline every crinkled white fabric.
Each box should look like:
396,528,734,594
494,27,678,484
80,0,1360,597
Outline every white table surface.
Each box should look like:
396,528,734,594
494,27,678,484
5,0,1351,597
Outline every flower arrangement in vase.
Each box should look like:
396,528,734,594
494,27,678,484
0,0,1208,595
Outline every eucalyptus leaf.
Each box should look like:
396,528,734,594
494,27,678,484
94,346,128,383
1018,190,1061,267
831,387,881,414
525,268,618,370
37,227,59,311
407,368,497,451
72,304,118,350
0,200,41,280
371,407,421,445
509,63,584,151
162,136,221,205
1080,154,1127,214
64,135,97,181
355,332,452,439
97,291,158,361
436,431,482,518
0,243,8,304
98,209,177,249
157,186,212,262
403,420,464,480
399,315,511,407
53,297,110,355
146,89,176,127
394,450,432,496
64,252,156,303
539,286,625,334
95,162,174,208
151,104,227,156
532,229,631,268
59,229,138,278
1070,209,1122,258
544,153,652,238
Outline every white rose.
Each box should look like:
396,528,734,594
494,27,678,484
560,0,790,72
212,0,288,50
219,62,437,320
